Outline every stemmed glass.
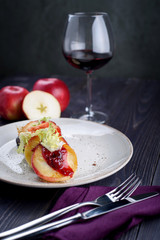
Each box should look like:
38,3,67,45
62,12,114,123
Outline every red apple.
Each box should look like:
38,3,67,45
33,78,70,112
0,86,29,120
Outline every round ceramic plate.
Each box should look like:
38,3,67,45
0,118,133,188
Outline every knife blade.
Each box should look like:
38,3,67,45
83,191,159,219
1,192,159,240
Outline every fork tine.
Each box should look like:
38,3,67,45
115,174,137,194
109,173,136,194
113,176,139,197
121,179,141,199
113,177,141,200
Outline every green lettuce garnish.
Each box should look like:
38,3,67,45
17,132,32,154
38,116,51,124
17,118,63,154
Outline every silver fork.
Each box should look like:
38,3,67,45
0,173,141,239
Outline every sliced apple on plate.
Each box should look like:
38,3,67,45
18,120,61,136
24,136,40,167
23,121,62,167
17,120,39,135
22,90,61,120
16,118,77,183
31,144,77,182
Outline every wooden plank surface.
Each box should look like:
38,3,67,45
0,76,159,239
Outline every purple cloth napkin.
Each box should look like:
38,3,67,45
43,186,160,240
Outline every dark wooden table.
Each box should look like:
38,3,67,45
0,76,160,239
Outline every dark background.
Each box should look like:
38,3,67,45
0,0,160,80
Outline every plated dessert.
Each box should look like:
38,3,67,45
16,117,77,182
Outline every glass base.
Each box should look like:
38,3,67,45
72,111,108,124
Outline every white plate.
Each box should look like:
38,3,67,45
0,118,133,188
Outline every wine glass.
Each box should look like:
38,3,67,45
62,12,114,123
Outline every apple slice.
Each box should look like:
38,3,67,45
22,90,61,120
17,120,39,134
24,136,40,167
49,121,62,136
27,121,49,132
31,144,77,182
18,120,62,136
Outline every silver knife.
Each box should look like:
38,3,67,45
1,192,158,240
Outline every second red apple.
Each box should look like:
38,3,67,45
0,86,29,120
33,78,70,112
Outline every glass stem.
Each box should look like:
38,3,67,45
85,72,94,117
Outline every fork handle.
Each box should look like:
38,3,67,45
1,213,82,240
0,201,94,238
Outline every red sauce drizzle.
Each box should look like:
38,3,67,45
42,146,74,177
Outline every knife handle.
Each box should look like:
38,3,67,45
1,213,82,240
0,201,91,239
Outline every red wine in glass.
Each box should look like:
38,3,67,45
63,12,114,123
64,50,113,73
